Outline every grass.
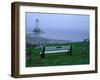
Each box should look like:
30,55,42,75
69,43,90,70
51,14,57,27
26,42,89,67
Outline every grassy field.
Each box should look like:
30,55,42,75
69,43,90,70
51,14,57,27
26,42,89,67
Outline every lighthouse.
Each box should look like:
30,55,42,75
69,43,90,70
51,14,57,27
33,19,41,33
32,19,43,37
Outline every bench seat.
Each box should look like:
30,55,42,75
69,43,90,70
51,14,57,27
40,49,69,54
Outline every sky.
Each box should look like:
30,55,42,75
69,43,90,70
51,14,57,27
25,12,90,42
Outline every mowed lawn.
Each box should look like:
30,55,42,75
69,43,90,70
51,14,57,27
26,42,89,67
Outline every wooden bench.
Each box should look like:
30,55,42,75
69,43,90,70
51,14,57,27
40,45,72,58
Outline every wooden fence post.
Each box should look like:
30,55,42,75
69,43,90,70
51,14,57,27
82,39,88,55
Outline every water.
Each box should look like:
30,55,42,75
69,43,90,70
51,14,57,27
26,28,89,42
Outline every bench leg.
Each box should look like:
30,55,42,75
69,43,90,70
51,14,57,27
70,49,72,56
41,46,45,58
41,52,45,58
70,46,72,56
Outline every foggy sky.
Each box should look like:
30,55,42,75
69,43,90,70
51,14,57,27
25,12,89,41
26,12,89,32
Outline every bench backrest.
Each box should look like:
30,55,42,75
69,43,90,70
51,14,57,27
45,46,71,51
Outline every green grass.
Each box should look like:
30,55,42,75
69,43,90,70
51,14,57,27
26,42,89,67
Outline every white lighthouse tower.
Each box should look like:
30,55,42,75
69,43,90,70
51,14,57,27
32,19,43,37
